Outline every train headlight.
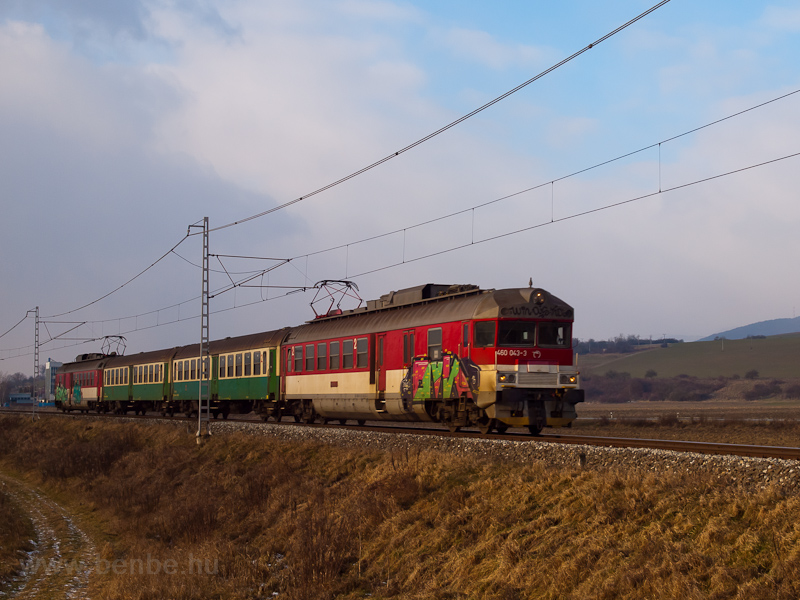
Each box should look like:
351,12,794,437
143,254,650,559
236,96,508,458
498,372,516,384
560,374,578,385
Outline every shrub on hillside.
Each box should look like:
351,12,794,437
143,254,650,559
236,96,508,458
784,384,800,399
744,381,783,401
744,369,760,380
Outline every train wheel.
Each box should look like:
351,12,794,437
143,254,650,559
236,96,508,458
496,424,509,435
477,416,494,436
447,422,461,433
212,410,220,419
338,419,348,425
357,419,366,427
528,403,546,436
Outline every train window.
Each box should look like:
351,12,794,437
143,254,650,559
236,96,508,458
497,321,536,347
235,354,243,377
294,346,303,372
474,321,496,347
463,324,469,347
149,364,154,383
219,356,226,378
245,352,252,376
538,322,571,348
227,355,234,378
317,343,326,370
114,369,119,385
329,341,340,370
189,359,195,380
264,351,269,375
342,340,353,369
427,328,442,361
356,338,368,368
253,352,261,376
305,345,315,371
201,358,208,379
124,369,128,385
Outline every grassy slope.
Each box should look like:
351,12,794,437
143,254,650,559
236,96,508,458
579,333,800,379
2,416,800,599
0,484,35,588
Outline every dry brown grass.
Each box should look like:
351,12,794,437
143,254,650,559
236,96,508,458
2,415,800,599
0,482,35,587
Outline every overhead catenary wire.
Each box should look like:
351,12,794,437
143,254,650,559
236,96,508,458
199,0,673,235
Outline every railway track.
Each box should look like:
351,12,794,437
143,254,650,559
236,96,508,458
3,407,800,461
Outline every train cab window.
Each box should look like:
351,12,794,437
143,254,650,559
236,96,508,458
427,328,442,361
219,356,226,378
538,322,571,348
253,352,261,376
498,321,537,347
245,352,252,376
356,338,368,368
305,345,315,371
235,354,243,377
342,340,353,369
329,341,340,370
474,321,496,347
317,343,326,370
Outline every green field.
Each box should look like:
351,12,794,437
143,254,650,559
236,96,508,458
578,333,800,379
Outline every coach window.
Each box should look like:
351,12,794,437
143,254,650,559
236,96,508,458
474,321,496,348
427,328,442,360
133,369,137,384
342,339,354,369
219,356,226,379
329,341,340,370
293,346,303,372
316,343,326,370
356,338,368,368
149,365,154,383
124,368,128,384
245,352,252,376
235,354,243,377
178,362,184,381
304,345,314,371
226,355,234,378
115,369,119,385
253,352,261,376
189,360,195,380
263,351,269,375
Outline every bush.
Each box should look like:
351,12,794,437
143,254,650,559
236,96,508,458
744,370,759,380
784,384,800,399
744,382,782,401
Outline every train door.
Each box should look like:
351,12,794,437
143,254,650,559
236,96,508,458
461,321,471,359
376,333,387,393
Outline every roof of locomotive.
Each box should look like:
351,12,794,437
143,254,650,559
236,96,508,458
58,356,109,372
286,284,574,344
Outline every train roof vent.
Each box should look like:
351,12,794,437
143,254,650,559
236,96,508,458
75,352,105,362
379,283,479,308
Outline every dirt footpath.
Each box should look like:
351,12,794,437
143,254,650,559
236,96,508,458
0,475,95,599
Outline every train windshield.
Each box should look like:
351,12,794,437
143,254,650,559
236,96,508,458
538,322,571,348
497,321,537,347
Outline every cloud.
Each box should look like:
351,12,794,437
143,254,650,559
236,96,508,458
760,6,800,32
441,27,550,70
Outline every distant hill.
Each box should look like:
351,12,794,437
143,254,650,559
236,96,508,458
698,316,800,342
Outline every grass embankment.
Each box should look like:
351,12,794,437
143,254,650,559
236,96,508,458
2,415,800,599
579,333,800,379
0,482,35,587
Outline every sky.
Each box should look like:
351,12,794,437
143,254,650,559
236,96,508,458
2,0,800,375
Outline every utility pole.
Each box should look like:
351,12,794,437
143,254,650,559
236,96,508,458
189,218,211,442
27,307,39,418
